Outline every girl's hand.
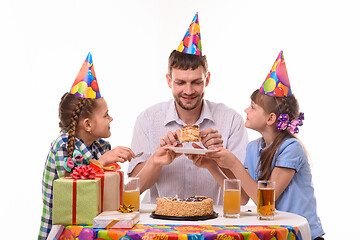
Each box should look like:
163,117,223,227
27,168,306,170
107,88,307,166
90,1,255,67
99,146,136,166
186,143,217,169
205,147,239,169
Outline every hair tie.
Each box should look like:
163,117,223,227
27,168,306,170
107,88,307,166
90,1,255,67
276,112,304,134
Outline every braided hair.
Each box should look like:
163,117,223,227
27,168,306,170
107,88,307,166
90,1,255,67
250,89,300,180
58,93,98,158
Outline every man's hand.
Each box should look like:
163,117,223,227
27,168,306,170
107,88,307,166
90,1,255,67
159,129,182,147
153,146,183,166
200,128,223,149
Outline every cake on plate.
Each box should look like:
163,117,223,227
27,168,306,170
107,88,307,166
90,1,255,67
155,196,213,217
180,125,201,142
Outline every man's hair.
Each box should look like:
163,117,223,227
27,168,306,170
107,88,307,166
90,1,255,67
167,50,208,77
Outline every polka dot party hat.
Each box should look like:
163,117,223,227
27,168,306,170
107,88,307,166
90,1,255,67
69,52,101,99
260,51,292,97
177,12,202,56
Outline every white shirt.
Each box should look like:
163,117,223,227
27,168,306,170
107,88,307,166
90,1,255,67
128,99,248,204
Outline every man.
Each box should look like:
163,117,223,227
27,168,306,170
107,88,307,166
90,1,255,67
128,13,248,204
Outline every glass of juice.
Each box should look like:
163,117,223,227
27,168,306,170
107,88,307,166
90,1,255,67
123,177,140,211
223,179,241,218
257,180,275,220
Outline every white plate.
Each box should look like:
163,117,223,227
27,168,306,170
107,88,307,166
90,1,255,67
167,147,218,155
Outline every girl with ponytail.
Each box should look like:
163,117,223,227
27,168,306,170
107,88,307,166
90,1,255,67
192,52,324,239
38,53,136,240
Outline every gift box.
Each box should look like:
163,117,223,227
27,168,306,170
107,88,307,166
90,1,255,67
52,178,101,225
96,171,124,211
93,211,140,229
47,225,64,240
90,160,124,211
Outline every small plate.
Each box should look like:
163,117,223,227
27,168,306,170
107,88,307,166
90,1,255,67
150,211,218,221
167,147,218,155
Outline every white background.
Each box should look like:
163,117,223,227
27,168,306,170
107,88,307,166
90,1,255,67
1,0,358,239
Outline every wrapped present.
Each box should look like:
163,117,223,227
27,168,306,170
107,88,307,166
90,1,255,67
90,160,124,211
47,225,64,240
93,211,140,229
52,175,101,225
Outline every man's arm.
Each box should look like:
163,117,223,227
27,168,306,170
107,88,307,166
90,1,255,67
129,110,183,193
130,146,181,193
129,156,162,193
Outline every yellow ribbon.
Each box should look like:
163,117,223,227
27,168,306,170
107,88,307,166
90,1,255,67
98,211,137,228
118,204,135,213
106,217,134,228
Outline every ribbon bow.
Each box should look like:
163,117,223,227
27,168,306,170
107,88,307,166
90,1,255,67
118,204,135,213
71,165,96,179
276,112,304,134
64,149,89,173
89,159,121,173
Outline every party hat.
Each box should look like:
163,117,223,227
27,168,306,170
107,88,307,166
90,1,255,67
177,12,202,56
260,51,292,97
69,52,101,99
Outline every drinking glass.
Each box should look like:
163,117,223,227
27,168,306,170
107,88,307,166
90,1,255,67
257,180,276,220
123,177,140,211
223,179,241,218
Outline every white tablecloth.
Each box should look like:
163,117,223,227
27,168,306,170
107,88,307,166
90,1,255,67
139,204,311,240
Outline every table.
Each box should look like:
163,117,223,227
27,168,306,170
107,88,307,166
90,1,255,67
48,204,311,240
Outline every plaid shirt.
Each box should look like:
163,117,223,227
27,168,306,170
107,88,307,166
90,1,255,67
38,130,110,240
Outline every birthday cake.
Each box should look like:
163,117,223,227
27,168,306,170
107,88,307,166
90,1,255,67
155,196,213,217
180,125,201,142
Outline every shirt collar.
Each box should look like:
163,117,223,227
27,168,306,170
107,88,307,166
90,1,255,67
163,99,215,126
74,136,96,161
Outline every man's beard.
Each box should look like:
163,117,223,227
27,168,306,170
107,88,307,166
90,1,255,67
175,92,204,111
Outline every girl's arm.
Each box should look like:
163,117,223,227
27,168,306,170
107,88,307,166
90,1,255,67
207,148,295,204
187,154,250,205
39,144,67,239
129,154,162,193
98,146,135,166
190,155,228,188
269,167,295,200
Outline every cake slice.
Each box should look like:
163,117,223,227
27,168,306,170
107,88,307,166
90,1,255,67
180,125,201,142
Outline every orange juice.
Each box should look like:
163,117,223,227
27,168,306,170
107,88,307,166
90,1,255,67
223,189,241,216
257,188,275,220
123,190,140,211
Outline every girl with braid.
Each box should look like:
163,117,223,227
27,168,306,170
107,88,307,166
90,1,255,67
38,53,135,240
190,51,324,239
